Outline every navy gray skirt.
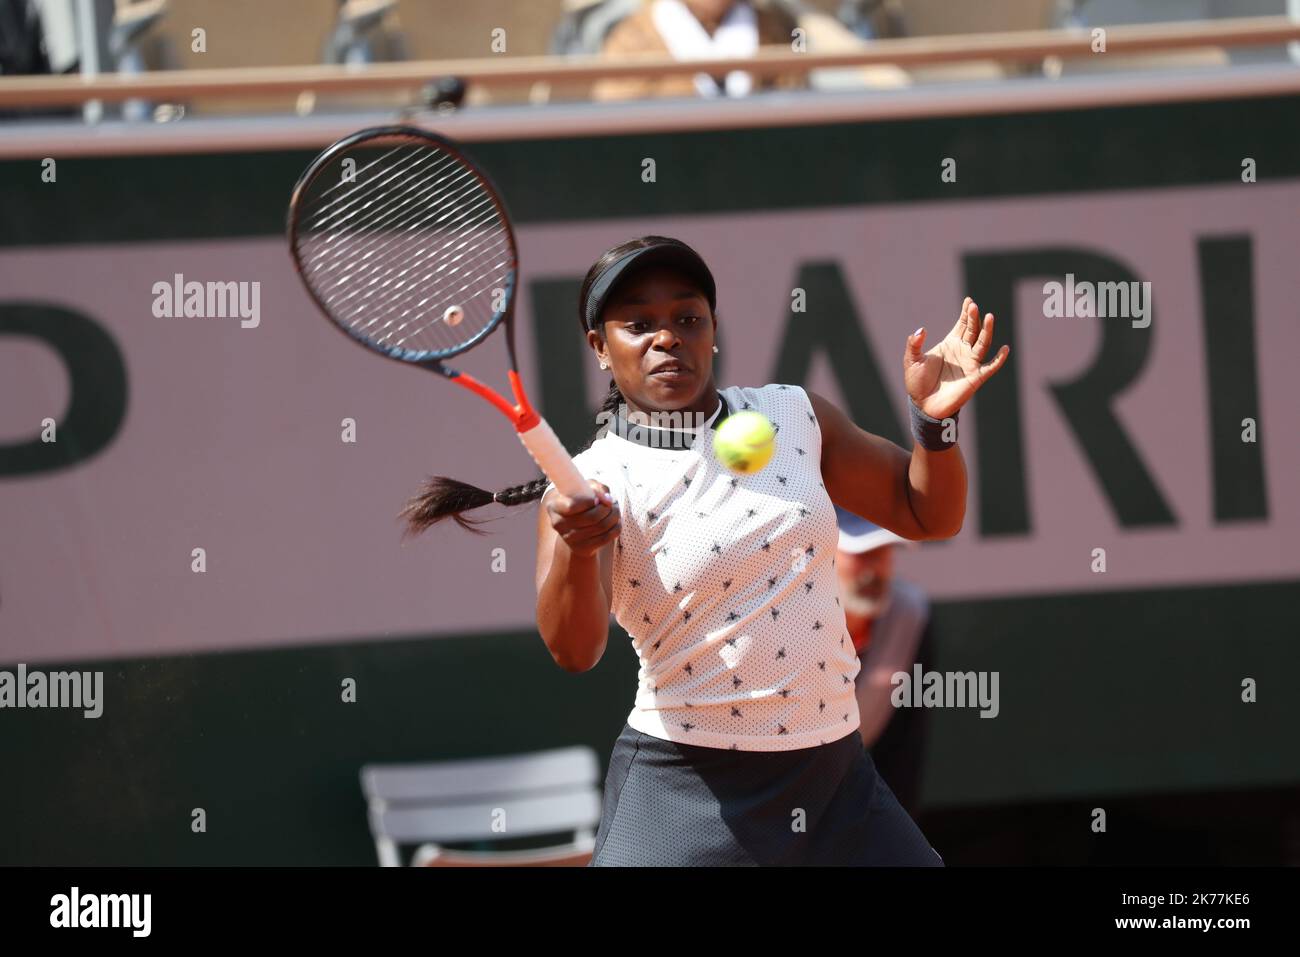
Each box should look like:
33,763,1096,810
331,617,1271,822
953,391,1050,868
589,723,944,866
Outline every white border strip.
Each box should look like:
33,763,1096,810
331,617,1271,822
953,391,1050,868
1,63,1298,159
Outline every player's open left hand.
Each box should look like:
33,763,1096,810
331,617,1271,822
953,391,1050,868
546,479,621,559
904,297,1011,421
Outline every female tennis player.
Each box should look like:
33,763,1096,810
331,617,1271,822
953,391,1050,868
402,235,1009,866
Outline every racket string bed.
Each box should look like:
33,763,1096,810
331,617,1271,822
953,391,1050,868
305,153,482,282
296,139,512,355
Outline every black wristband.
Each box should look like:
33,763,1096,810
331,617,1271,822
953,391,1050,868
909,398,959,451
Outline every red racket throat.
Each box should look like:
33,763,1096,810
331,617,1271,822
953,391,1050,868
450,367,541,433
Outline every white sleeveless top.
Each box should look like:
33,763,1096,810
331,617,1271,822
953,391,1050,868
545,383,861,752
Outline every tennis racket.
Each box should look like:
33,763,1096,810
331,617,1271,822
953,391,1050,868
286,124,589,500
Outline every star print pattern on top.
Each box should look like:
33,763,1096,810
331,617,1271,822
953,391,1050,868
546,384,861,752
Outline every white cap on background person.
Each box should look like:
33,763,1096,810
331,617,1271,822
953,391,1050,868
835,505,912,554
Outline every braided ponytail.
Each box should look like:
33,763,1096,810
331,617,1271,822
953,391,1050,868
400,234,710,538
398,378,625,537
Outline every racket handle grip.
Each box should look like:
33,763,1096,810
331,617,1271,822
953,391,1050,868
517,418,591,500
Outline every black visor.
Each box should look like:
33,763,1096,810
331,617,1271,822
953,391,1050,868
583,243,717,332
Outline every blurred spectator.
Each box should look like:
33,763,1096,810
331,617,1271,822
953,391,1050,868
835,505,934,816
591,0,805,102
796,0,909,90
0,0,53,78
1293,0,1300,64
550,0,644,56
0,0,81,119
837,0,883,40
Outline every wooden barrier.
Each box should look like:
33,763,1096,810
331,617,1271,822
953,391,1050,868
0,15,1297,108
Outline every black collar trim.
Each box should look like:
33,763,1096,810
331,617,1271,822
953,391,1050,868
607,390,732,450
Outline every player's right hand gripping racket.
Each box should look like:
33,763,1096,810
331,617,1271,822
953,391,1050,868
287,124,589,500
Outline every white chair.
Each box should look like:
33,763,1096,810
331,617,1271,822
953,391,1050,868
360,747,602,867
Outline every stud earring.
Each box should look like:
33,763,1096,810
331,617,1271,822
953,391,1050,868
599,361,608,369
712,345,719,353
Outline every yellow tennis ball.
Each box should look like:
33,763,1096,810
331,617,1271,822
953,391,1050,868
713,410,776,474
